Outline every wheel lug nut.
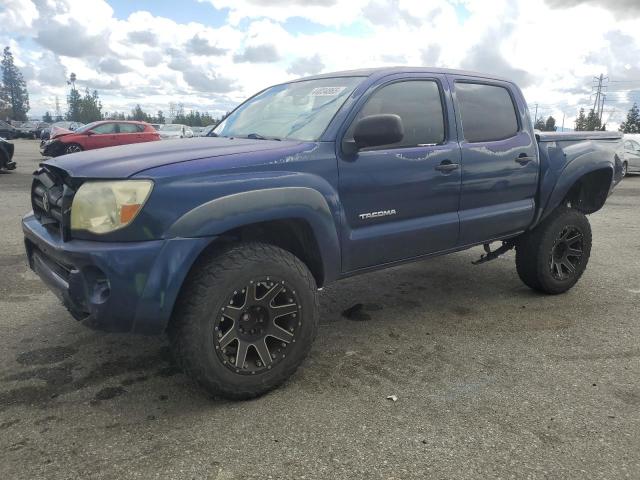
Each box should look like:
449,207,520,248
230,357,235,363
256,361,262,367
281,342,287,348
271,353,276,359
289,327,294,332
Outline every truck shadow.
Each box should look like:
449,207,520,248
1,246,579,412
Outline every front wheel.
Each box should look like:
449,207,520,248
622,162,628,177
515,207,592,294
64,143,83,154
168,242,319,399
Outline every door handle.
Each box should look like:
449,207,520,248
435,161,459,173
515,155,534,165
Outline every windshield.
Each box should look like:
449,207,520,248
161,124,183,131
214,77,362,141
74,121,102,133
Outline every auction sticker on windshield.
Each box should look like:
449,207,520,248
310,87,346,96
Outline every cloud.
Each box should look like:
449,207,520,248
127,30,158,46
143,50,164,67
37,53,67,86
98,58,132,74
421,45,442,66
182,69,236,93
460,29,535,87
233,44,280,63
287,54,324,76
35,19,110,57
84,77,123,90
186,35,228,56
362,0,422,27
545,0,640,17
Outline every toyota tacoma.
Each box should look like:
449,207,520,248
23,67,624,399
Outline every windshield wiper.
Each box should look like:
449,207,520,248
245,133,280,141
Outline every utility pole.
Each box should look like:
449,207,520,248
599,93,606,124
533,103,538,123
592,73,608,121
561,112,565,131
54,96,62,120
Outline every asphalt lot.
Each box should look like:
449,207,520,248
0,139,639,479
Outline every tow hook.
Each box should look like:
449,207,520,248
472,241,515,265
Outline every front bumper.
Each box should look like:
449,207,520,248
40,140,63,157
23,213,212,334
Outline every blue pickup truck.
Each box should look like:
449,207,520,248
23,67,623,398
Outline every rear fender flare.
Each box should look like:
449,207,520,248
534,147,615,226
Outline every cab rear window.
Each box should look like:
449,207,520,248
455,82,518,143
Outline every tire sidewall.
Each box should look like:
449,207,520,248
190,253,317,392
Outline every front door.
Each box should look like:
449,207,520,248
338,75,462,272
448,77,539,246
84,122,118,150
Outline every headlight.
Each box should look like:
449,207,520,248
71,180,153,234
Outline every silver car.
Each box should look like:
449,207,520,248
623,135,640,176
159,124,193,139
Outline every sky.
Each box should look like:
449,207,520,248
1,0,640,129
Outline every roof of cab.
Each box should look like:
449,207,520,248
298,66,513,84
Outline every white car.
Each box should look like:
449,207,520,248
159,124,193,139
623,134,640,176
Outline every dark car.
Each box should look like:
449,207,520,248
0,120,19,140
40,120,160,157
23,67,622,399
17,121,50,139
0,137,16,170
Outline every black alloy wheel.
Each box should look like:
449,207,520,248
549,226,584,281
214,276,301,375
64,144,82,154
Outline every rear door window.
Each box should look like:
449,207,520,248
455,82,519,143
118,123,140,133
91,123,117,134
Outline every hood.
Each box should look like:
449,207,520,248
50,126,74,139
44,136,303,178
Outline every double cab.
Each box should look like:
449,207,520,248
23,67,623,399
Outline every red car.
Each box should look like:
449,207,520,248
40,120,160,157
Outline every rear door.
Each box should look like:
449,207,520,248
448,77,538,246
337,74,462,272
116,123,143,145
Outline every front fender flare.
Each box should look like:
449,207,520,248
166,187,341,283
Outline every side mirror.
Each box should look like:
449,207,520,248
86,130,95,136
353,114,404,150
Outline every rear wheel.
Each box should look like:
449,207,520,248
168,242,319,399
515,207,592,294
622,162,628,177
64,143,83,154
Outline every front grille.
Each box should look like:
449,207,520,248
31,166,75,240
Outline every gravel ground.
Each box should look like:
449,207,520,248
0,139,639,479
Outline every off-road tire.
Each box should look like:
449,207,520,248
168,242,319,400
515,207,592,294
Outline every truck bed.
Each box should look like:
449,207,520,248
537,131,622,142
